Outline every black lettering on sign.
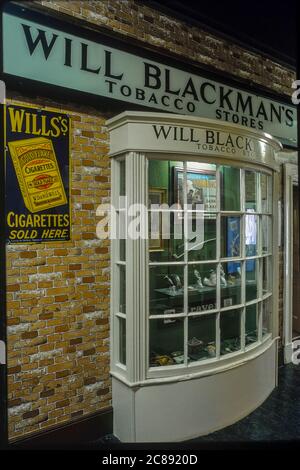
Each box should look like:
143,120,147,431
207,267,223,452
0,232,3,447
22,24,58,60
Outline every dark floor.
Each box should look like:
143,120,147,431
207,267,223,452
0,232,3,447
188,363,300,443
95,363,300,448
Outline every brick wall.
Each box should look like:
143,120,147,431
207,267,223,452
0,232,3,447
6,0,293,439
34,0,295,96
6,94,112,439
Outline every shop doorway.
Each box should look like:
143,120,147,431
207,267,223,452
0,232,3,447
283,161,298,363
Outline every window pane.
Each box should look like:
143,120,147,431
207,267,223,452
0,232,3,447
186,162,217,212
119,160,125,196
119,317,126,365
262,215,272,254
149,265,184,315
149,159,184,208
245,212,258,257
262,256,271,295
221,261,241,308
262,298,272,336
120,239,125,261
245,304,258,346
188,263,217,313
118,265,126,314
220,166,240,211
220,309,241,355
117,210,126,261
188,314,216,362
149,211,184,262
246,259,258,302
221,216,241,258
188,213,216,261
145,160,274,372
245,170,257,211
261,173,271,213
149,319,184,367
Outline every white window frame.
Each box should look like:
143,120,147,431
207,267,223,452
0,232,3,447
110,152,279,384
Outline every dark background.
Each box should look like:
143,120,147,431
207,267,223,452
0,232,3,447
145,0,297,68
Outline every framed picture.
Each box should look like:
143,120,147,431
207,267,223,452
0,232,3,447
148,188,167,251
173,167,217,212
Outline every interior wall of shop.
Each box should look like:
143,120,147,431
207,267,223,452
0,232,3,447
6,0,295,442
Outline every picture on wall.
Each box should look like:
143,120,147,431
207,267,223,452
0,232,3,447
174,167,217,212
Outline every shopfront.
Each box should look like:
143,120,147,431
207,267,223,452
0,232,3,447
107,112,281,441
0,1,297,446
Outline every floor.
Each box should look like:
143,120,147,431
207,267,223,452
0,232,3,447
95,363,300,448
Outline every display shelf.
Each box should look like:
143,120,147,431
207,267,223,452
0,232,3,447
155,279,257,298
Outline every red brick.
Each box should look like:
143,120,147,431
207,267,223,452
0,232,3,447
40,389,55,398
82,276,95,283
70,337,82,345
83,348,95,356
23,409,39,419
39,312,54,320
69,264,82,270
7,284,20,292
21,331,38,339
97,387,109,396
56,399,70,409
56,370,70,379
20,252,37,259
55,295,69,302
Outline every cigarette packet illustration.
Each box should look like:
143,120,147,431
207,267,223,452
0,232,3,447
8,137,67,213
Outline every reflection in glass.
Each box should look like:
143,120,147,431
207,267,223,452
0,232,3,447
261,173,271,213
149,211,184,262
188,213,216,261
246,259,258,302
262,298,272,336
119,265,126,314
262,257,271,295
188,264,217,313
245,212,258,256
220,166,240,211
119,317,126,365
221,262,241,308
220,309,241,355
149,265,184,315
221,216,241,258
188,315,216,362
186,163,217,212
245,170,257,211
262,215,272,254
149,319,184,367
148,159,183,208
245,304,258,346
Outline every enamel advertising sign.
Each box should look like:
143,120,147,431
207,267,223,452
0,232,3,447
5,104,71,243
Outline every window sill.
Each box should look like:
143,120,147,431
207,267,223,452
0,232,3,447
111,335,277,388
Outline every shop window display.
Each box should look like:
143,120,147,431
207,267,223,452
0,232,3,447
147,160,273,368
